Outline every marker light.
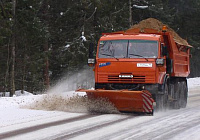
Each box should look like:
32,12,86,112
162,26,167,32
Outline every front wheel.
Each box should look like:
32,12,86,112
156,82,168,111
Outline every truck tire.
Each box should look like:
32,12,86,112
172,81,180,109
179,81,188,108
156,82,168,111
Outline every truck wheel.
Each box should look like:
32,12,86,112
156,94,165,111
172,81,181,109
156,82,168,111
179,81,188,108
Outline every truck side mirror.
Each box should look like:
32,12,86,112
89,43,94,58
161,44,167,56
88,43,95,66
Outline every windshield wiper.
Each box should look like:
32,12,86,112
100,53,119,60
129,53,149,61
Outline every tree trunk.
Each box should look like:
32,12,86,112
21,52,27,95
4,43,10,94
44,40,50,89
10,0,16,97
129,0,132,28
42,0,50,90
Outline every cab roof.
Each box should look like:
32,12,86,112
100,33,161,41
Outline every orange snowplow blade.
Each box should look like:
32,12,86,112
76,89,154,114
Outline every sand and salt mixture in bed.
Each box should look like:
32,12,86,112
128,18,190,46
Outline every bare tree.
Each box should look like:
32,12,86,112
40,0,50,90
129,0,132,28
10,0,16,96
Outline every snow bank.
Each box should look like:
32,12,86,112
0,95,43,109
187,77,200,89
0,90,33,97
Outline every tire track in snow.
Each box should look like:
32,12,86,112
100,100,200,140
150,118,200,140
0,114,98,139
2,90,199,139
51,115,135,140
122,112,200,140
51,91,200,140
188,93,200,98
127,112,200,140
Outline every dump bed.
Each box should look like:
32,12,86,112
162,32,190,77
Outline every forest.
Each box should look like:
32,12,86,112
0,0,200,95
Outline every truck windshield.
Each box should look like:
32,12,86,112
98,40,158,58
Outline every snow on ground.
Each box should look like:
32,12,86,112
187,77,200,96
0,77,200,139
0,87,118,130
187,77,200,89
0,90,34,97
0,90,89,135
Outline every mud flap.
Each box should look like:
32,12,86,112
76,89,154,114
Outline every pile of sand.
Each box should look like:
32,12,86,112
127,18,190,47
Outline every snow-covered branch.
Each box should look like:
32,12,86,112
133,5,148,9
86,7,97,21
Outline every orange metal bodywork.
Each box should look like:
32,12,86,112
162,32,190,77
95,30,191,85
76,89,154,113
95,33,165,85
96,59,158,84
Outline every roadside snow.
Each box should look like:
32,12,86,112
0,94,41,109
187,77,200,96
0,91,87,135
0,90,33,97
187,77,200,89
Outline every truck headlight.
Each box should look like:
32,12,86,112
156,58,164,65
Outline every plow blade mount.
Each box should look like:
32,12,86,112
76,89,154,114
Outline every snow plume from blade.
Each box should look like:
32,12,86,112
23,67,119,114
24,94,88,113
47,67,94,96
86,97,120,114
24,94,119,114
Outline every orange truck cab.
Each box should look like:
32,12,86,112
82,27,191,114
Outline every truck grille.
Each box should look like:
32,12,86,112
108,75,145,83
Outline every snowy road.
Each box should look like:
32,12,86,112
1,79,200,140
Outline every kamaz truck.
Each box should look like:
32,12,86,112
77,20,191,114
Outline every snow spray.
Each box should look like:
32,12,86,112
24,68,119,114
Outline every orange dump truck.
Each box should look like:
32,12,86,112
77,20,192,114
